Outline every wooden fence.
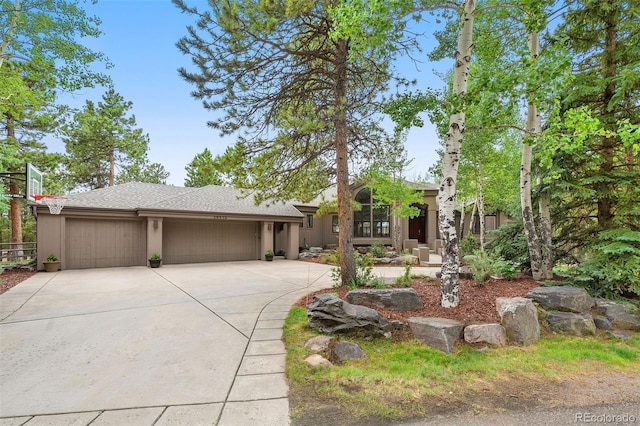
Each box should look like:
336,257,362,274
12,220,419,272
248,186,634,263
1,242,37,263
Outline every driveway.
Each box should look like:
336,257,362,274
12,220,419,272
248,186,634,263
0,261,408,425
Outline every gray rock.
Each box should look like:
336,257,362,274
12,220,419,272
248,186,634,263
307,293,392,338
546,311,596,336
390,320,406,331
496,297,540,346
595,299,640,331
299,251,319,259
333,341,366,362
606,330,635,340
408,317,464,353
346,288,423,311
304,354,333,368
463,324,506,346
304,335,333,353
377,257,392,264
526,286,594,313
593,316,612,331
309,246,324,253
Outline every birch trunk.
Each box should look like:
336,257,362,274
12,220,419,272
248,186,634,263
478,164,485,249
521,31,543,280
466,200,477,237
334,38,356,286
538,177,553,279
438,0,475,308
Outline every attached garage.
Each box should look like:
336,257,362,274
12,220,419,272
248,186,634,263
65,218,147,269
163,220,258,264
34,183,303,271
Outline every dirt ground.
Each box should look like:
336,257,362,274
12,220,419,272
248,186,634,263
292,269,640,425
0,268,37,295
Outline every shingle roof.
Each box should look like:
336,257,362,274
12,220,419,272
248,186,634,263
63,182,303,218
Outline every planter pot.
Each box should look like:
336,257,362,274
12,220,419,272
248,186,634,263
149,259,162,268
43,261,60,272
265,255,274,262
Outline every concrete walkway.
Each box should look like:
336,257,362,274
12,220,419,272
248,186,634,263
0,261,427,425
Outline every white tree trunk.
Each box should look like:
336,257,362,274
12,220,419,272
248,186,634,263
521,30,543,280
538,177,553,279
478,164,485,249
438,0,476,308
467,200,477,237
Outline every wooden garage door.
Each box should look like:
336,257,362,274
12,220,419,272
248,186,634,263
163,220,258,264
65,219,147,269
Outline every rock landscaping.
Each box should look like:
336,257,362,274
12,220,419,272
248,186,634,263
303,281,639,355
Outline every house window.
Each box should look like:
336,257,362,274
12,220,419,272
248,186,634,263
332,215,339,233
306,214,314,228
353,188,390,238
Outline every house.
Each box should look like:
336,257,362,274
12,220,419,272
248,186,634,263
33,181,443,271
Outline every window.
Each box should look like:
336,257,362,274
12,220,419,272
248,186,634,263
306,214,314,228
332,215,339,233
353,188,390,238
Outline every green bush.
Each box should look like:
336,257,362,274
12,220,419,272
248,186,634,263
370,241,386,258
332,250,377,288
395,257,414,287
491,257,517,281
460,235,479,258
485,221,530,270
467,250,493,286
554,229,640,299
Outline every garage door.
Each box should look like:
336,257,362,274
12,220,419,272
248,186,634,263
65,219,147,269
163,220,258,264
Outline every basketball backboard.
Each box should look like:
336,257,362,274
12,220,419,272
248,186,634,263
26,163,43,202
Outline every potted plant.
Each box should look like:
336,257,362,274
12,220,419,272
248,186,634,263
265,250,274,261
149,253,162,268
43,254,61,272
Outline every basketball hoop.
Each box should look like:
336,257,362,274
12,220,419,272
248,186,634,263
34,195,67,215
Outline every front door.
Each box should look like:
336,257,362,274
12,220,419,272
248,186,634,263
409,207,426,243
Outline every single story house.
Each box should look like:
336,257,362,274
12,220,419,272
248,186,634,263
34,181,506,270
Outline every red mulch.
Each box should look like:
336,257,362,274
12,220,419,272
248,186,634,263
0,269,37,295
296,276,542,325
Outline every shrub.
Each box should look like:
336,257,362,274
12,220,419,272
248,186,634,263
485,221,530,270
370,241,386,258
46,253,59,262
467,250,493,286
460,235,479,258
491,257,518,281
395,257,413,287
554,229,640,299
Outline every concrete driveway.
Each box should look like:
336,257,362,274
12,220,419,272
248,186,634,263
0,261,408,425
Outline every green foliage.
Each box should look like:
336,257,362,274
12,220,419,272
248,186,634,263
46,253,58,262
265,250,274,256
149,253,161,260
459,235,478,258
61,88,155,190
332,250,377,288
184,148,224,187
370,241,386,258
491,257,517,281
554,229,640,298
486,221,531,270
395,257,413,287
467,250,493,286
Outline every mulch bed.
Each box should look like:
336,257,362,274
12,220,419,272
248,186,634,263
296,275,542,325
0,269,37,295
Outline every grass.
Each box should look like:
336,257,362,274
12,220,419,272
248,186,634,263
284,307,640,419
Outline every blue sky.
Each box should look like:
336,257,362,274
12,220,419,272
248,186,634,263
48,0,448,187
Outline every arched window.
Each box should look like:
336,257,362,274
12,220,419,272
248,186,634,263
353,188,390,238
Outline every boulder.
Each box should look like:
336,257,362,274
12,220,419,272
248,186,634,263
304,335,333,353
463,324,506,346
496,297,540,346
595,299,640,331
408,317,464,354
593,316,612,331
346,288,423,311
309,246,324,253
332,342,366,362
546,311,596,336
304,354,333,368
526,286,594,313
307,294,392,338
606,331,635,340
